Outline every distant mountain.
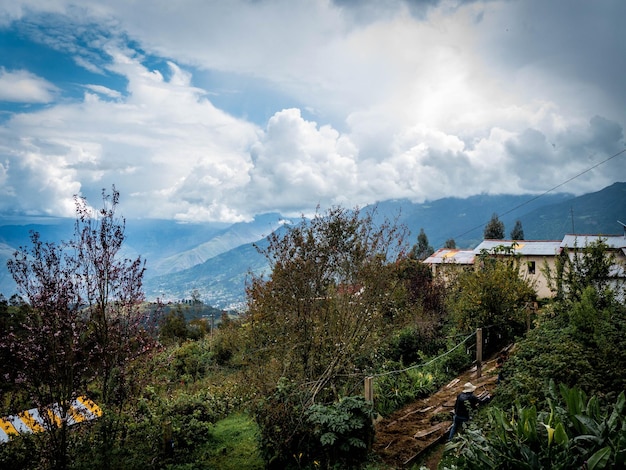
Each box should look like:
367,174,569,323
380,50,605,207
1,183,624,308
144,235,275,310
144,213,286,276
144,183,626,308
518,182,626,240
371,192,574,249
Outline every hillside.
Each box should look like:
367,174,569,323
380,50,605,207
145,183,626,308
1,182,625,307
518,181,626,239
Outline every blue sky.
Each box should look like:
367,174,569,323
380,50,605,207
0,0,624,222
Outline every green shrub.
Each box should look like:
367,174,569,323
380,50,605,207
171,339,212,382
384,327,447,364
0,433,38,470
306,396,376,468
254,378,376,469
445,384,626,469
373,362,437,416
494,293,626,408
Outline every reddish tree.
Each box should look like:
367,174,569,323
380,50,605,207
1,187,154,469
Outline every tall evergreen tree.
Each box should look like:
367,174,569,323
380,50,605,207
444,238,457,249
411,228,434,260
484,213,505,239
510,220,524,240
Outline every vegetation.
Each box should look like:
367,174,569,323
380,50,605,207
483,213,505,239
444,238,457,249
510,219,524,240
411,228,434,260
443,238,626,469
446,383,626,469
1,187,154,470
1,190,624,470
446,245,536,351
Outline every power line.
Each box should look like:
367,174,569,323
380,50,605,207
449,147,626,243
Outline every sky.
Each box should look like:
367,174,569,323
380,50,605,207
0,0,624,223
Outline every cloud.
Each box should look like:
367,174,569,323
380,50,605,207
245,109,360,215
83,84,122,99
0,1,624,223
0,49,259,220
0,68,58,103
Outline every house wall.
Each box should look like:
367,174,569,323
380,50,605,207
517,255,556,299
425,237,626,301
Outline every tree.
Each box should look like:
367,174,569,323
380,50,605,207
444,238,457,249
510,219,524,240
0,187,153,469
484,213,505,239
245,206,409,400
73,188,153,401
545,238,621,304
397,256,448,355
159,307,190,345
411,228,434,260
244,206,409,467
447,245,536,347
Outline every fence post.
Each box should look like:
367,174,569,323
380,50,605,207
476,328,483,378
364,376,374,404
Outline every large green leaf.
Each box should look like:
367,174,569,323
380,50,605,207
553,422,569,446
586,446,611,470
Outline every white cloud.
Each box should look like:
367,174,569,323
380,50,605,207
0,68,58,103
0,50,260,220
83,84,122,99
245,108,360,215
0,0,624,222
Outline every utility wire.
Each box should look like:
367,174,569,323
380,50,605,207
449,147,626,243
371,331,476,378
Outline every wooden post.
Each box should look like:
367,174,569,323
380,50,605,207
364,376,374,404
476,328,483,378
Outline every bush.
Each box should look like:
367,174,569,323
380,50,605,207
373,362,437,416
384,327,446,364
494,293,626,408
0,433,38,470
171,340,212,382
307,396,376,468
444,384,626,469
374,334,473,416
254,378,376,469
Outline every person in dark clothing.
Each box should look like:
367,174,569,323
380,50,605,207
448,382,488,440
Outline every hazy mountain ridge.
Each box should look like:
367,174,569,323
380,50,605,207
1,183,624,308
147,213,286,276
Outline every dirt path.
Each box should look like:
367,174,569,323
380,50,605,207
373,359,499,469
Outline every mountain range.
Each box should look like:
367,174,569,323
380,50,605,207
1,182,624,309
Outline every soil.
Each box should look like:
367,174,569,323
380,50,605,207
372,358,499,469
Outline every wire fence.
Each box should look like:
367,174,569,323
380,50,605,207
371,331,477,379
364,329,486,414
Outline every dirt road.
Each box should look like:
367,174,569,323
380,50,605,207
373,358,499,469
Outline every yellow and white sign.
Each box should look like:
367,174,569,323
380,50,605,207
0,396,102,444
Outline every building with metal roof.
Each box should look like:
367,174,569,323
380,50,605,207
424,229,626,300
472,240,563,298
423,249,475,281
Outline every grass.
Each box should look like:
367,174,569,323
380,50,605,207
206,412,263,470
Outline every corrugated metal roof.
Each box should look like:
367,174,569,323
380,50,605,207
423,248,475,264
561,234,626,249
474,240,562,256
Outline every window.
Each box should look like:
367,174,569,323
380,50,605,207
528,261,536,274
